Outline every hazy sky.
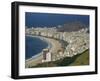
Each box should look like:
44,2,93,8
25,12,89,27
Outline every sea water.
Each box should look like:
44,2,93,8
25,36,48,59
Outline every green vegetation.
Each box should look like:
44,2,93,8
30,49,89,68
69,49,89,66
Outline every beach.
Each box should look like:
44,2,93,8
25,35,62,68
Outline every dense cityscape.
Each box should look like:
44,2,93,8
25,25,89,63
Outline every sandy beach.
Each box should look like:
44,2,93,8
25,35,62,68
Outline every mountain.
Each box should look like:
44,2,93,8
57,21,87,32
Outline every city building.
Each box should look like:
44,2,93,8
42,49,52,62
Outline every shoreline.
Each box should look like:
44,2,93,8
25,35,52,62
25,35,62,68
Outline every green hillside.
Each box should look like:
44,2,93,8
69,50,89,66
30,49,89,68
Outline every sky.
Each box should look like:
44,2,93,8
25,12,89,28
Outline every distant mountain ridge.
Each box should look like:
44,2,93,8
57,21,88,32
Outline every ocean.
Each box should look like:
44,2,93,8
25,36,48,59
26,12,89,27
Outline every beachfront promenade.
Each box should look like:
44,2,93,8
25,27,89,67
